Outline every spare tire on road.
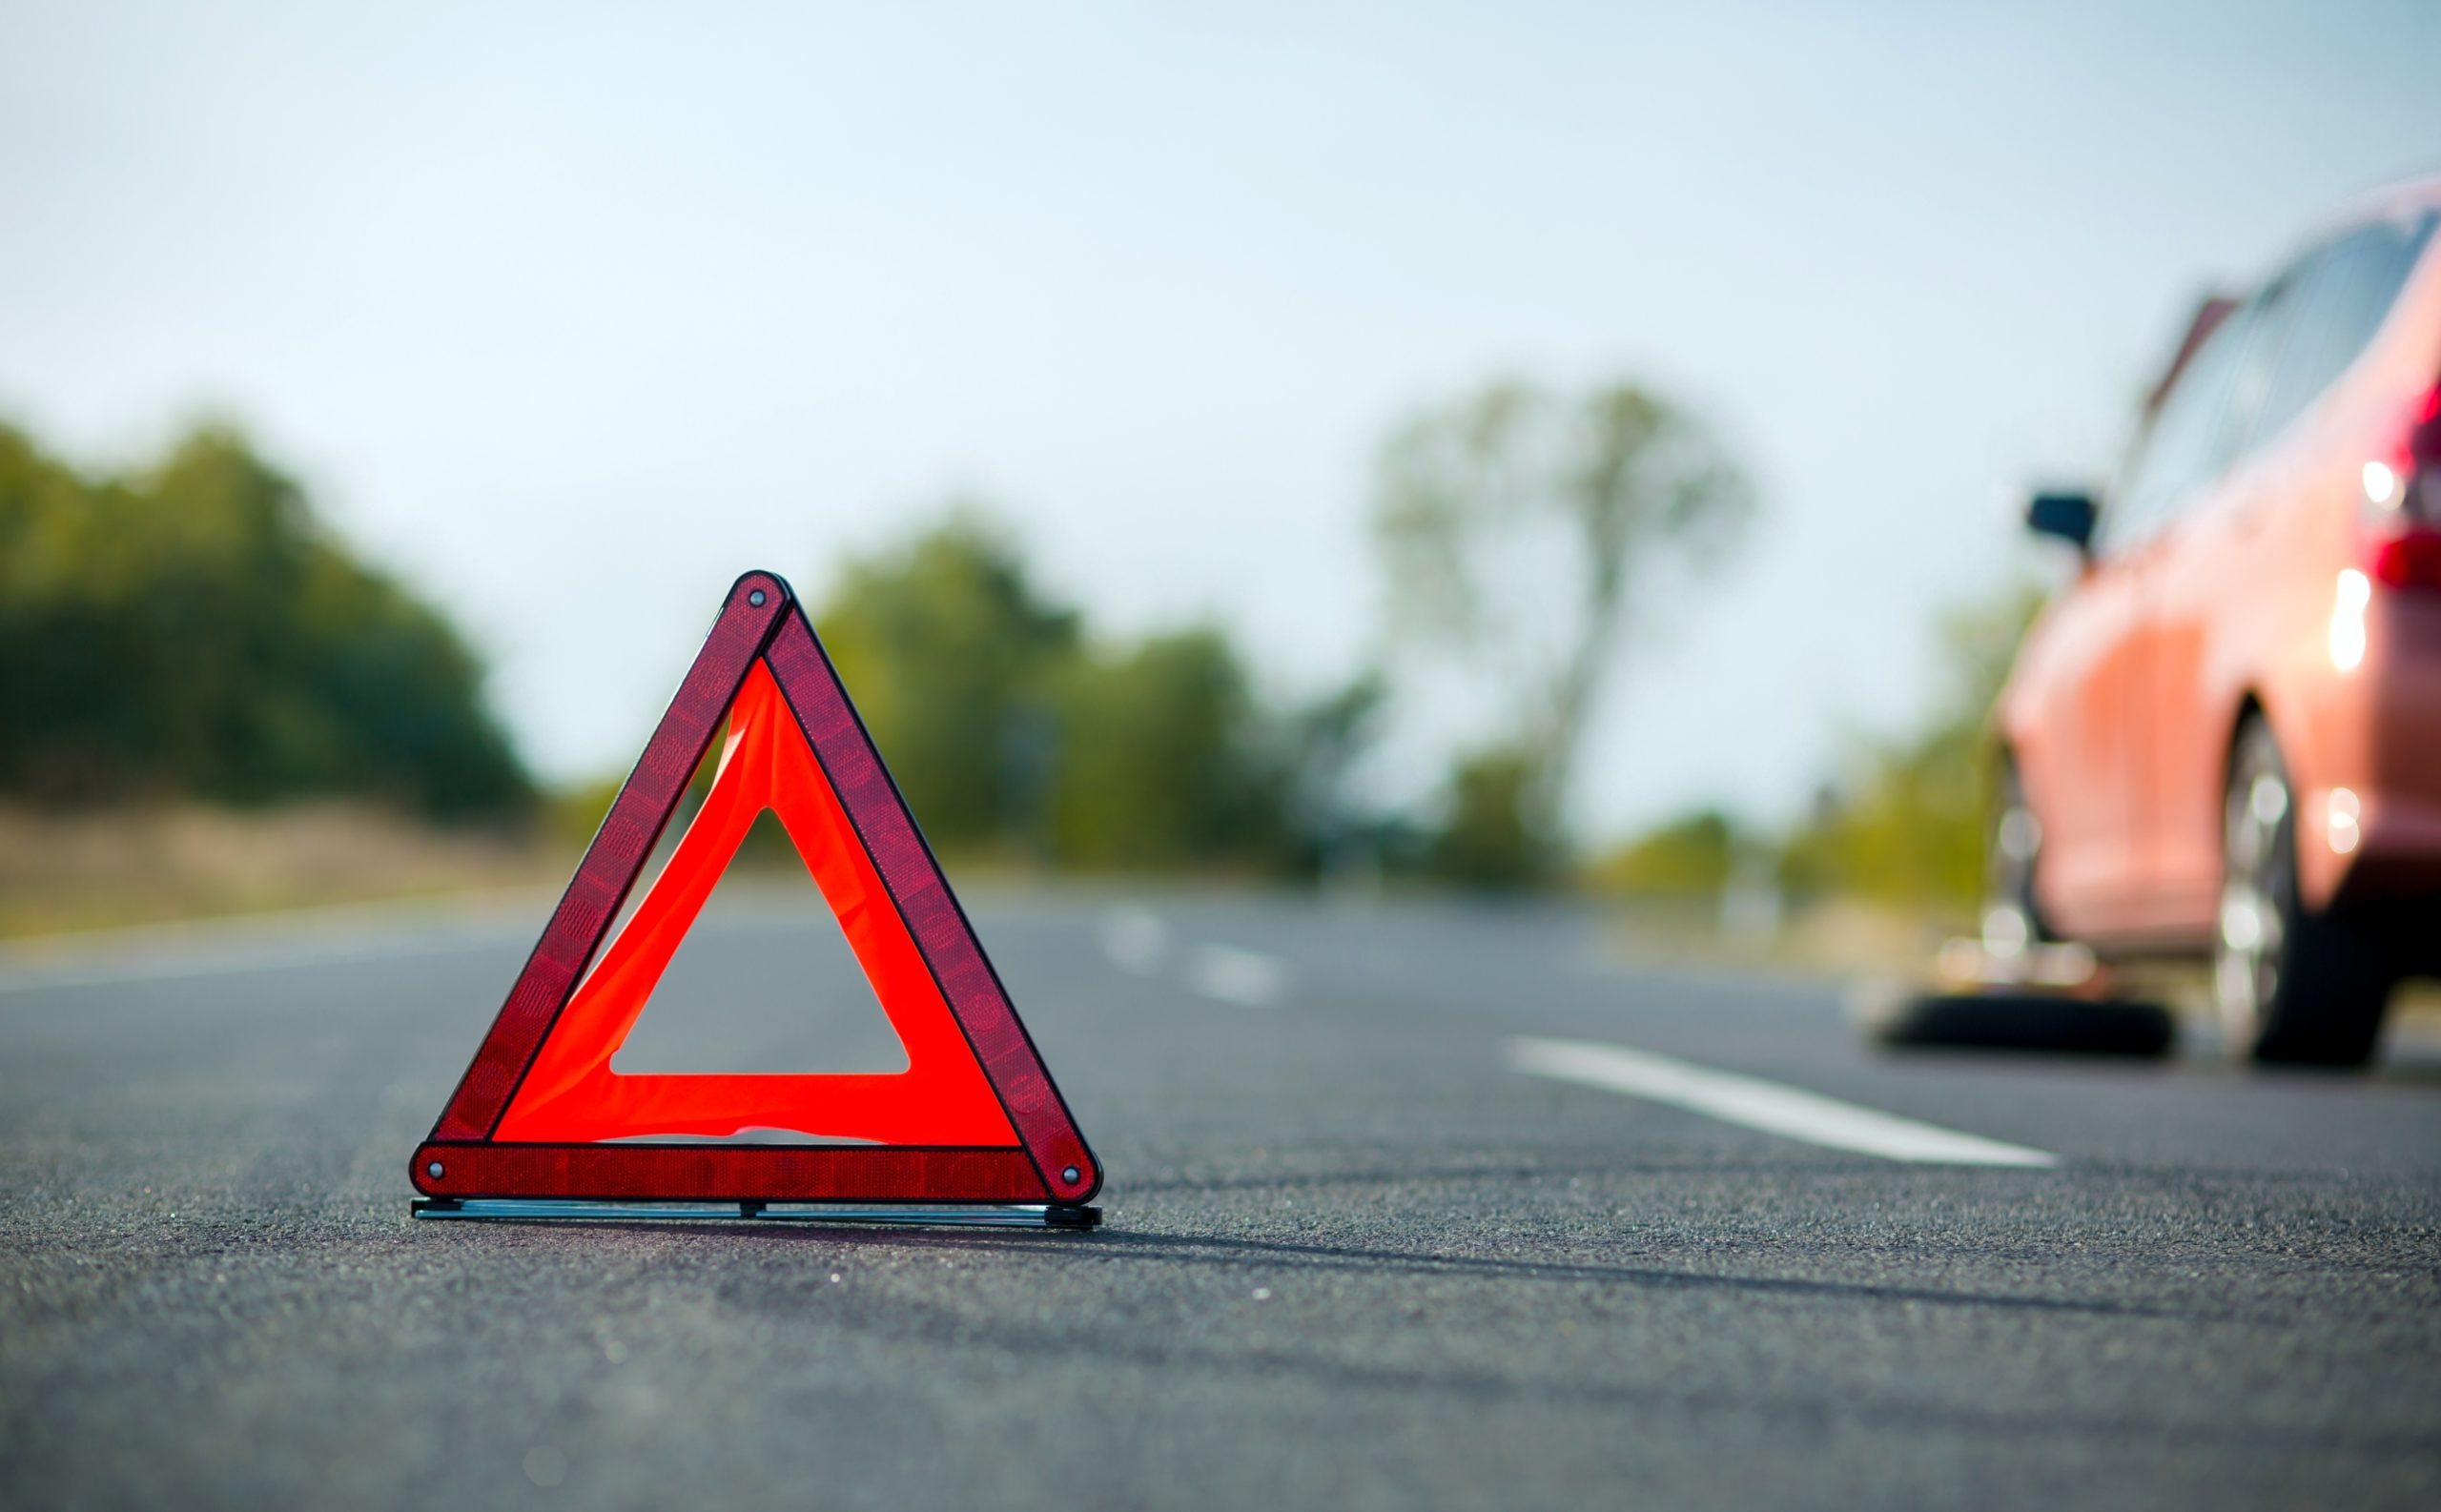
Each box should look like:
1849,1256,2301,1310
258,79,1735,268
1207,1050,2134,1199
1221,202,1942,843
1861,990,2177,1058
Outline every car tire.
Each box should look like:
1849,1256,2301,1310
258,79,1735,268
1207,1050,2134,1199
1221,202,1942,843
1982,755,2055,955
2214,718,2392,1068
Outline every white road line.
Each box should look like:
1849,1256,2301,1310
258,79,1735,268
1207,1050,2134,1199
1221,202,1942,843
1097,907,1171,976
1183,945,1288,1008
1505,1034,2059,1167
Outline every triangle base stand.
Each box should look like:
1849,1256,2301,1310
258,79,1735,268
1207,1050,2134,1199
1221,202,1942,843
410,1197,1101,1229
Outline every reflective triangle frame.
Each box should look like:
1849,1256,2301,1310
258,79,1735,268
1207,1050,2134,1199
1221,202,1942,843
409,570,1100,1225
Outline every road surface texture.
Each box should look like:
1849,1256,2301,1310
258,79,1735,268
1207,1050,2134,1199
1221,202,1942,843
3,887,2437,1510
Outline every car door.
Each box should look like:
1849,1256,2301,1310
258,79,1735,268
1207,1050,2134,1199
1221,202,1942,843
2014,546,2146,934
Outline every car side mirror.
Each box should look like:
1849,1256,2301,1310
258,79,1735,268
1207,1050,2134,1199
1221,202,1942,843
2025,490,2098,553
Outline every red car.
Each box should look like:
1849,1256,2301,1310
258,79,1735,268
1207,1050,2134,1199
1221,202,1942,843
1993,179,2441,1067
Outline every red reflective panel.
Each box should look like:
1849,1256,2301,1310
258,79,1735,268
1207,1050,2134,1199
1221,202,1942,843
494,659,1017,1147
415,1146,1049,1204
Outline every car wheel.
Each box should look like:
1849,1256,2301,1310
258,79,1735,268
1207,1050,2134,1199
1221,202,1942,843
1982,756,2053,957
2213,718,2391,1068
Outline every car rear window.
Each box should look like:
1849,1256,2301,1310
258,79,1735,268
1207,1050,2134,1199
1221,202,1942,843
2102,207,2437,555
2249,209,2438,450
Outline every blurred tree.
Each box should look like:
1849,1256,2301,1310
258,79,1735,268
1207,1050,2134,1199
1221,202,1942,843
0,421,531,817
1049,627,1267,868
811,512,1385,876
1587,807,1741,897
1373,379,1754,882
1776,582,2048,911
1431,745,1552,888
1268,670,1390,876
812,512,1079,853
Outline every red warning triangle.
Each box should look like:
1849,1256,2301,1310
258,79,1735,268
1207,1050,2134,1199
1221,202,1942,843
410,571,1099,1211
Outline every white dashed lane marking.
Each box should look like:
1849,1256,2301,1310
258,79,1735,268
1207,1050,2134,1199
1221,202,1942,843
1097,906,1171,976
1098,908,1290,1007
1182,945,1288,1008
1506,1034,2059,1167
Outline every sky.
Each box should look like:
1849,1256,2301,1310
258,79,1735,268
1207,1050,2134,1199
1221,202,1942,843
5,1,2436,839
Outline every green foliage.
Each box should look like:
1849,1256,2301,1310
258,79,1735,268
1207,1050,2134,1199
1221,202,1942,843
1270,671,1391,874
813,513,1077,853
1431,746,1554,889
1049,628,1265,868
1588,807,1741,897
1776,582,2047,910
811,515,1380,875
0,422,531,817
1775,727,1987,909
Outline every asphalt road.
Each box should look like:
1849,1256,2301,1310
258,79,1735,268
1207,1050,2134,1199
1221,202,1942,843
3,887,2438,1510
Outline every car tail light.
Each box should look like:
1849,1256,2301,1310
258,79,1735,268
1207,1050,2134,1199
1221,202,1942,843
2361,383,2441,591
2369,530,2441,588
